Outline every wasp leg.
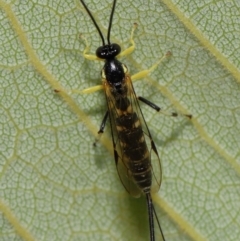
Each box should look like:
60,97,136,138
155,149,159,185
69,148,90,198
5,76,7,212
58,35,105,94
79,34,104,61
131,51,172,82
117,23,138,58
98,111,109,134
54,84,103,95
56,34,104,95
71,85,103,94
138,96,192,119
93,111,109,146
130,51,191,118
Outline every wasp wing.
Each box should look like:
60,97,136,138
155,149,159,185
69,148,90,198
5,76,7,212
103,73,162,197
128,76,162,194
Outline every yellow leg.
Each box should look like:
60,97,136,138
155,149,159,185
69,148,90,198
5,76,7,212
132,51,192,119
61,34,104,95
71,85,103,94
131,51,172,81
117,23,138,58
79,34,103,61
54,85,103,95
138,96,192,119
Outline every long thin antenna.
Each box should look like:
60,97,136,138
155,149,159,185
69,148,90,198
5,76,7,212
107,0,117,44
80,0,105,45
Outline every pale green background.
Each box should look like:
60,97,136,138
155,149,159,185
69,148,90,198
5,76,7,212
0,0,240,241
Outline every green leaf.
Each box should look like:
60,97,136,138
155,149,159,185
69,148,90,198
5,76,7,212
0,0,240,241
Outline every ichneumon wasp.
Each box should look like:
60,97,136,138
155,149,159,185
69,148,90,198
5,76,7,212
58,0,192,240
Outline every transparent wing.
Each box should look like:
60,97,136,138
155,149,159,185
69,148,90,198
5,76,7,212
103,74,162,197
128,76,162,194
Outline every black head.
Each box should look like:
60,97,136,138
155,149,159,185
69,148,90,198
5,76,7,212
80,0,120,60
96,43,121,59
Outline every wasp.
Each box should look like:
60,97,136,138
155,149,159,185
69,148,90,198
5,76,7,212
72,0,192,240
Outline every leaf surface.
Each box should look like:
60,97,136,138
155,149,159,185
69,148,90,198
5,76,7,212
0,0,239,241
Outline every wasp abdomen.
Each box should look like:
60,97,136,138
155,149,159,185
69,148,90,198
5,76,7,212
115,98,152,192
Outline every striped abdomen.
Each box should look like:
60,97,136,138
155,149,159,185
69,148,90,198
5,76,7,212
115,96,152,193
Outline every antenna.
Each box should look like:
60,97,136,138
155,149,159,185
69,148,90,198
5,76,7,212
80,0,105,45
107,0,117,44
80,0,118,46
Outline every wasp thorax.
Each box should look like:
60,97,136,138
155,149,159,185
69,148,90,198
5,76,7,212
103,59,124,86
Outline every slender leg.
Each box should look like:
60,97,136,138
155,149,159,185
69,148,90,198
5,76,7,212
138,96,192,119
70,85,103,94
80,34,103,61
131,51,172,82
93,111,109,146
117,23,138,58
98,111,109,134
